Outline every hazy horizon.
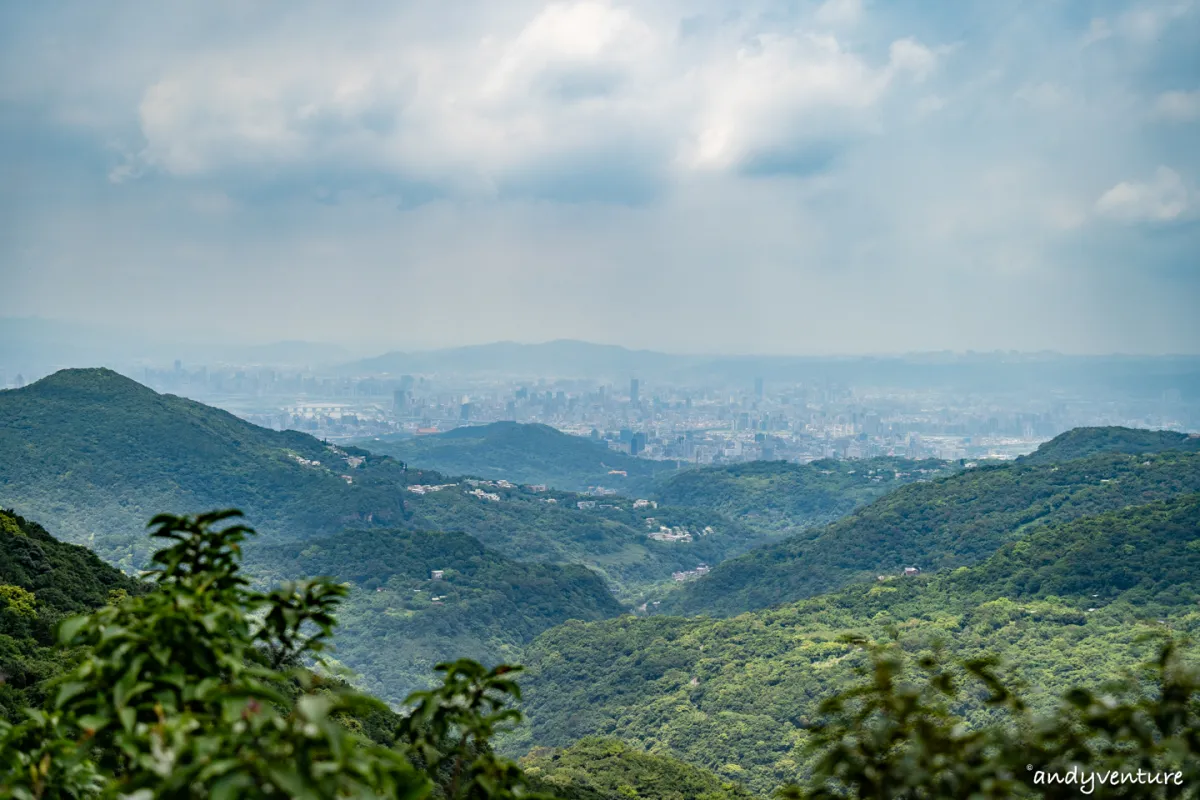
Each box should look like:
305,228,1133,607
4,315,1200,366
3,1,1199,354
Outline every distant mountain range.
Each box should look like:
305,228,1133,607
337,340,686,380
336,339,1200,395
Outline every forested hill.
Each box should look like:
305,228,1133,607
246,528,624,703
658,450,1200,617
651,457,953,533
357,422,678,494
398,468,769,599
514,498,1200,795
0,509,144,721
1020,425,1200,464
0,370,758,595
0,368,411,568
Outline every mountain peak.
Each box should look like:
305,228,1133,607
22,367,155,398
1020,426,1200,464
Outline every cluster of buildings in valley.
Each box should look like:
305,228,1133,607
101,358,1200,466
673,564,711,582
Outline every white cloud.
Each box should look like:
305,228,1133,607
1095,166,1190,222
679,32,929,172
112,2,937,191
3,0,1199,354
1154,89,1200,120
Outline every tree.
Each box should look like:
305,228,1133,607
781,636,1200,799
0,510,541,800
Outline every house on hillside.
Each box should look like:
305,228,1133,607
903,566,920,576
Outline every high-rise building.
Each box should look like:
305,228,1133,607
630,378,640,406
393,389,410,414
630,432,646,456
460,402,472,421
754,376,764,399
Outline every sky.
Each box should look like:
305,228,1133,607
1,0,1198,356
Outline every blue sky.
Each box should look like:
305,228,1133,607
1,0,1197,354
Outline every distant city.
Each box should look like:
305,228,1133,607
8,344,1191,466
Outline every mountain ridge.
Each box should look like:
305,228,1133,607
1019,425,1200,464
658,449,1200,617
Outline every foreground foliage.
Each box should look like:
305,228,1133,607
0,509,143,723
0,510,541,799
781,637,1199,799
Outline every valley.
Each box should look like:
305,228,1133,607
2,370,1198,797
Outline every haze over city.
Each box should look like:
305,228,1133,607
3,0,1198,354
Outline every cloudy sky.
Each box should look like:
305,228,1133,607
1,0,1197,355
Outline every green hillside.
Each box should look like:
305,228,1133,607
396,468,773,599
0,509,143,721
0,370,762,595
651,457,953,533
513,498,1200,794
0,369,411,568
522,737,757,800
358,422,678,494
659,450,1200,616
1020,425,1200,464
246,527,624,703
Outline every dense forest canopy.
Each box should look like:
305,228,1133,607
0,508,144,723
3,506,1198,798
0,369,410,568
661,450,1200,616
512,497,1200,794
1020,425,1200,464
651,457,953,533
246,527,623,703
